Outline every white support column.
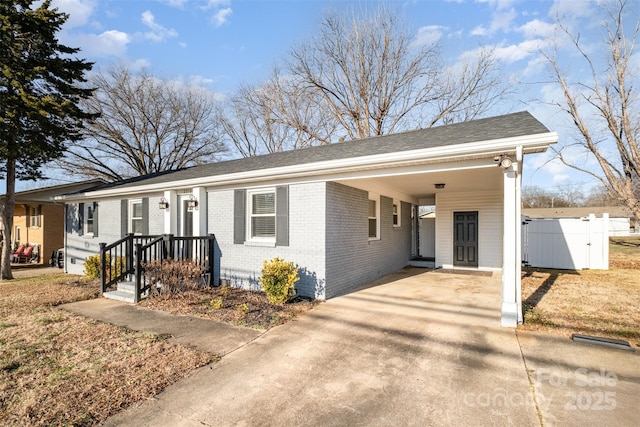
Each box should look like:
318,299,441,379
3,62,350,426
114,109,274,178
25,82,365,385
515,146,523,324
501,164,519,327
163,190,177,235
192,187,207,236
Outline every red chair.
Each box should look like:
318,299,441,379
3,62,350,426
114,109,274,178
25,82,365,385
17,245,34,263
11,245,25,263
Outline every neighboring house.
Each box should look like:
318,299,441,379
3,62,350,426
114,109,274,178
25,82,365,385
57,111,558,327
523,206,637,236
1,181,104,265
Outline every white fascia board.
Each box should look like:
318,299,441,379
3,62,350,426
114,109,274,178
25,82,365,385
62,131,557,200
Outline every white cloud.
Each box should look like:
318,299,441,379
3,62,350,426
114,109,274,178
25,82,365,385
552,173,570,183
527,151,570,178
518,19,556,39
470,6,517,36
471,25,488,37
475,0,517,11
51,0,96,29
182,75,215,87
493,39,545,64
161,0,188,8
212,7,232,27
69,30,130,57
206,0,231,8
141,10,178,42
491,8,517,32
413,25,445,47
130,58,151,71
548,0,594,20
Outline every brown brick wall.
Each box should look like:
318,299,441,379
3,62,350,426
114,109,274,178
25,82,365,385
10,203,64,264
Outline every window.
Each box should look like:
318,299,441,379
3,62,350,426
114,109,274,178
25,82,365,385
248,189,276,241
393,200,401,227
130,200,143,235
80,202,98,236
85,204,94,234
234,187,288,247
368,193,380,240
29,206,41,228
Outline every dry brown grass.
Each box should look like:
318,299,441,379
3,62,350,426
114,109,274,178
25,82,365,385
521,239,640,347
141,285,318,330
0,273,214,426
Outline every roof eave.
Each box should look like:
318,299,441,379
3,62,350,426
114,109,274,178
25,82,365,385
58,131,558,201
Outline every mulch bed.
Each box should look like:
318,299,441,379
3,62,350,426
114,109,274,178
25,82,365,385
140,286,318,329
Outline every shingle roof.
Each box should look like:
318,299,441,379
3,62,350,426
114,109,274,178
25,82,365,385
81,111,551,192
1,179,105,202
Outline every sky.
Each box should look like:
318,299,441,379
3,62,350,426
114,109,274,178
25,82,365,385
9,0,640,195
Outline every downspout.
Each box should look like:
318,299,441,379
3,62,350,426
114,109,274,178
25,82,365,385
515,146,523,323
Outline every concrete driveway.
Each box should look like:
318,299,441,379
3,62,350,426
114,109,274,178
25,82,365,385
103,268,639,426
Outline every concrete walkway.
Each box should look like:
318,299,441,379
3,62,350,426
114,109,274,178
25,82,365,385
64,268,638,426
62,299,263,356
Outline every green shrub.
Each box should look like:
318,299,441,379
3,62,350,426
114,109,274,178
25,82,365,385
83,254,125,280
259,257,299,305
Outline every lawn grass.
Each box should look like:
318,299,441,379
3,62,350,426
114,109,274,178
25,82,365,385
520,238,640,346
0,273,214,426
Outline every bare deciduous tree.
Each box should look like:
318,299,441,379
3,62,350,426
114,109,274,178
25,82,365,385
221,8,509,156
219,70,336,157
58,65,227,181
522,185,584,208
543,0,640,220
286,9,507,141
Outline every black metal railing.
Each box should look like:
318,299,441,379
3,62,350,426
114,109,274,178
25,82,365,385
100,233,216,302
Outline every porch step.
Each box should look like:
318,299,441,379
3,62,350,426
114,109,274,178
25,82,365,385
117,281,136,293
103,281,136,303
408,259,435,268
103,289,136,303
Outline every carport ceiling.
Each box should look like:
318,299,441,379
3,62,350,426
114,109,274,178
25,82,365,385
338,165,503,199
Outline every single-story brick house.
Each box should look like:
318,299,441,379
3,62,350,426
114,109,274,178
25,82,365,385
57,111,557,327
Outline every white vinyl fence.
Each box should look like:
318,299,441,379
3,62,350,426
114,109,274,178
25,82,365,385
522,214,609,270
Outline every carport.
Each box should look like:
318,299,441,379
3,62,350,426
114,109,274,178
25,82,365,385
336,134,555,327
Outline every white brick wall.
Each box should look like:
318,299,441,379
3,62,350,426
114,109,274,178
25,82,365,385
64,183,413,299
325,182,412,298
208,182,327,298
64,195,165,275
147,195,165,235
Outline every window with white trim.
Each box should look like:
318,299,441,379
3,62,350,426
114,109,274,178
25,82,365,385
130,200,143,235
368,193,380,239
29,205,41,228
392,200,401,227
84,204,94,235
247,189,276,241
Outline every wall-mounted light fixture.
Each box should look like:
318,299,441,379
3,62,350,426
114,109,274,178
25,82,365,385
158,197,169,210
434,183,445,189
495,154,513,169
187,194,198,210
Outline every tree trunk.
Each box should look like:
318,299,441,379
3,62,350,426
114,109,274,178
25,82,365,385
1,159,16,280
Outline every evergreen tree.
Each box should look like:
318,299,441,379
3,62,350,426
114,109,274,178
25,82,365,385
0,0,95,279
